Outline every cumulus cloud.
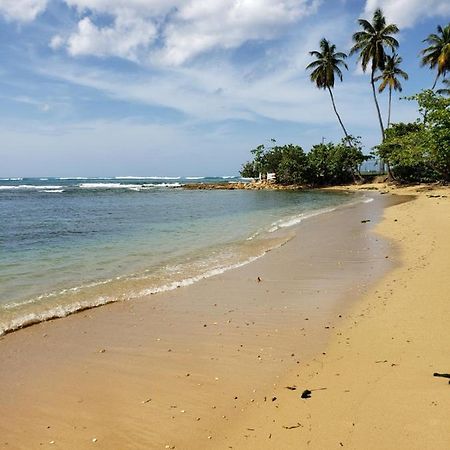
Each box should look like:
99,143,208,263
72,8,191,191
0,0,47,22
51,0,320,64
364,0,450,28
64,14,157,60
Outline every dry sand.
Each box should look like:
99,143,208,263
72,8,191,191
220,184,450,450
0,185,448,449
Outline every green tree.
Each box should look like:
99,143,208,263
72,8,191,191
376,91,450,181
374,53,408,127
306,38,349,138
308,137,368,185
240,161,258,178
350,8,399,141
376,123,429,181
421,24,450,90
274,145,310,185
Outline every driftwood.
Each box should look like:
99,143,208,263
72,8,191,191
433,372,450,379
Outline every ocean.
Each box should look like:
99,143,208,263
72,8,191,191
0,176,369,335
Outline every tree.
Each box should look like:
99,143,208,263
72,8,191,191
421,24,450,90
306,38,350,139
374,53,408,127
376,91,450,182
275,145,310,185
308,137,369,185
350,8,399,141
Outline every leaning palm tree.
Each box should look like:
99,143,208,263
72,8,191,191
350,8,399,141
421,24,450,89
374,53,408,127
306,38,349,139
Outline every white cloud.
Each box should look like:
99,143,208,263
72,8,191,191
52,0,320,64
0,0,47,22
364,0,450,28
157,0,321,65
65,14,157,60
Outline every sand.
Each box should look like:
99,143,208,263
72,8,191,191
220,184,450,450
0,185,448,449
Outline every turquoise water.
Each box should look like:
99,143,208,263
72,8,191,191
0,177,365,334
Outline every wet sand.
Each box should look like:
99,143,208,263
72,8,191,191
1,193,408,449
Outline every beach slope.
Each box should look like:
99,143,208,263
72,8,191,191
221,185,450,449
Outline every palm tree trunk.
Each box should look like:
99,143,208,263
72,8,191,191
387,86,392,128
370,68,393,177
432,73,440,90
327,86,349,139
370,68,385,140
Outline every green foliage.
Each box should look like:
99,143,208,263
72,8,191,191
308,137,368,185
421,24,450,86
240,161,258,178
350,8,399,73
240,137,369,186
306,38,348,90
376,91,450,181
274,145,310,185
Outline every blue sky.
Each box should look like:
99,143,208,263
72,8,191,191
0,0,449,177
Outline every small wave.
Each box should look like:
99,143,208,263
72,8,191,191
0,235,291,337
185,177,205,180
221,176,237,179
0,177,23,181
0,185,63,191
41,189,64,193
0,296,115,336
135,256,263,298
79,183,131,189
79,182,182,190
116,176,181,180
267,195,375,232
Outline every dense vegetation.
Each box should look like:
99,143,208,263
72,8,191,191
241,12,449,185
377,91,450,182
240,137,369,186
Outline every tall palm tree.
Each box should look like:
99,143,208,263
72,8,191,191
350,8,399,141
374,53,408,127
421,24,450,89
306,38,349,139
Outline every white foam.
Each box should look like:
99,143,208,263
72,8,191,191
41,189,64,193
185,177,205,180
79,182,182,190
267,195,374,233
116,176,181,180
135,254,267,298
0,185,63,190
0,296,114,336
0,177,23,181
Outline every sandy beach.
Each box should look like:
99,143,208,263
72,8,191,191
1,185,449,449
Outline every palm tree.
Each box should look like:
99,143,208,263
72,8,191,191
306,38,349,139
421,24,450,89
374,53,408,127
437,78,450,95
350,8,399,141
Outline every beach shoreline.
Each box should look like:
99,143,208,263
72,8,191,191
1,185,448,449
